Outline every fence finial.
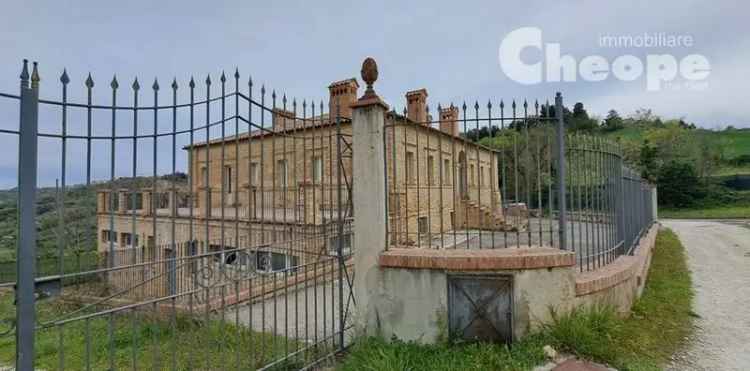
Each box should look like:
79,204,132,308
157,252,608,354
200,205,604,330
60,69,70,85
20,59,30,87
132,78,140,91
85,73,94,88
189,76,195,89
360,57,378,98
110,75,119,90
171,78,178,90
31,62,40,88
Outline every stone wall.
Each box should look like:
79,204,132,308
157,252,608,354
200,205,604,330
361,223,660,343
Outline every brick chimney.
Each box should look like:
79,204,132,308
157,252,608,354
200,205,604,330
272,108,295,131
406,89,428,124
328,78,359,120
439,106,460,136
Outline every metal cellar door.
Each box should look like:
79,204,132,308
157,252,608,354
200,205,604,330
448,275,513,343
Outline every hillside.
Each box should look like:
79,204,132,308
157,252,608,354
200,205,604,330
605,126,750,176
0,175,188,262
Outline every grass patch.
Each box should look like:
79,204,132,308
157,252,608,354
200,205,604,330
0,290,314,370
338,229,693,371
660,204,750,219
338,336,549,371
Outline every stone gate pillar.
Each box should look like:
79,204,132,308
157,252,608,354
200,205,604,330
351,57,389,335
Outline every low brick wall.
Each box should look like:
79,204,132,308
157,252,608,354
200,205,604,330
573,224,659,314
365,224,660,343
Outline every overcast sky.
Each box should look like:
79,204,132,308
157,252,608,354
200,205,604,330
0,0,746,188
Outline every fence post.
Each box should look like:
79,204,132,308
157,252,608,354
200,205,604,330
351,58,389,335
554,93,567,250
16,59,39,370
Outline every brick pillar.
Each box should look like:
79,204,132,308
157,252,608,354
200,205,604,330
351,58,390,338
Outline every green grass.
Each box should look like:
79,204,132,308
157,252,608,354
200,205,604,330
660,204,750,219
338,229,694,371
0,290,310,370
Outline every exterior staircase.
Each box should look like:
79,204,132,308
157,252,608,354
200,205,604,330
456,199,528,232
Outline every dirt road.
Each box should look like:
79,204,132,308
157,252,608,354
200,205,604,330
662,220,750,371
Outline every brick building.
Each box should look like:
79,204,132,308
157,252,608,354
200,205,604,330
95,78,508,296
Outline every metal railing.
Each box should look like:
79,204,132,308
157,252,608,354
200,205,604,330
1,60,353,370
0,58,656,369
383,93,657,271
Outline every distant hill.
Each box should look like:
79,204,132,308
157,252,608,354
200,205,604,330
0,174,188,262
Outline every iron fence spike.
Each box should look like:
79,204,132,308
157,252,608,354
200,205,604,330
20,59,30,82
462,102,467,111
272,90,276,100
523,100,528,108
499,100,504,109
152,78,159,91
189,76,195,88
260,85,265,94
110,75,119,89
171,78,178,90
234,68,240,79
474,101,479,110
487,100,492,109
437,103,442,111
248,75,253,87
220,71,226,83
205,75,211,85
85,73,95,88
31,62,40,86
512,100,516,109
132,78,140,91
60,69,70,84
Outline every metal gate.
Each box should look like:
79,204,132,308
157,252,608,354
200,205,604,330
0,59,354,370
447,275,513,343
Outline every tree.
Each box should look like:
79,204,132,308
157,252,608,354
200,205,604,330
568,102,598,132
638,140,658,181
656,161,705,208
601,110,624,132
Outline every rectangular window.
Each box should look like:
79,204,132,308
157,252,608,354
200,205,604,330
101,230,117,243
480,166,484,186
427,155,435,185
250,162,259,186
469,164,475,185
443,159,451,184
406,151,415,184
418,216,428,236
312,156,323,184
224,166,233,193
277,159,288,187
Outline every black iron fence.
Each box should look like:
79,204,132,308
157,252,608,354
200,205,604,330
383,94,657,272
1,60,353,370
0,59,656,369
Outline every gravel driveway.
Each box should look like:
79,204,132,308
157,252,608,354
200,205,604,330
662,219,750,371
